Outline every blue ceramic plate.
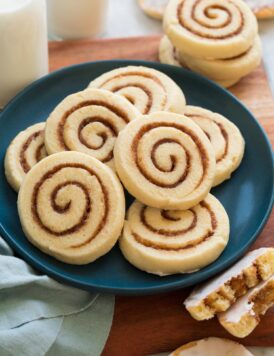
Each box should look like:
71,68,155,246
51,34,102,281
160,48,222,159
0,60,273,295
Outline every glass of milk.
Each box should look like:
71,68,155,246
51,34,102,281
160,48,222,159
47,0,109,40
0,0,48,108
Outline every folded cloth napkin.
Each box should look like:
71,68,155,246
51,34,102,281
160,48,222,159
0,237,114,356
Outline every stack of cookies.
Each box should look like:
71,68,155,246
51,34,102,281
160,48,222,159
160,0,262,87
170,337,254,355
5,65,245,277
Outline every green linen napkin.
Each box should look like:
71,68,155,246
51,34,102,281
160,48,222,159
0,237,114,356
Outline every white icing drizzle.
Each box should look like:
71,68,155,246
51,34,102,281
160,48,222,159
185,248,273,307
221,275,274,323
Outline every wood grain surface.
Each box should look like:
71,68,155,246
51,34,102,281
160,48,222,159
49,36,274,355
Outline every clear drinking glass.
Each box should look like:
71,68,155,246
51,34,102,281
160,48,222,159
47,0,109,40
0,0,48,108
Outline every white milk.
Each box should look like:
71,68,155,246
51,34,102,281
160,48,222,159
0,0,48,108
47,0,108,40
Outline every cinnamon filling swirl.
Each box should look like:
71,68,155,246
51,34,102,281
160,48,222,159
112,83,153,114
20,130,45,173
98,72,167,114
141,206,197,236
133,200,217,251
31,163,109,248
58,100,130,150
177,0,244,39
78,117,118,162
131,122,209,188
186,114,229,162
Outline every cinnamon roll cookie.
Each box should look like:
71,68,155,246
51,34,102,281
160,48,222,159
184,248,274,320
5,123,47,192
218,275,274,337
177,36,262,81
184,106,245,186
45,88,141,169
160,35,261,83
88,66,186,115
114,112,216,210
159,35,185,67
170,337,253,356
18,151,125,264
159,36,241,88
163,0,258,59
120,194,229,275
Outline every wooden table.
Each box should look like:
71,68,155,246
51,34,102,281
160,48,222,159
49,36,274,356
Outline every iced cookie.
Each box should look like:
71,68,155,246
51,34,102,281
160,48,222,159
163,0,258,59
120,195,229,275
5,122,47,192
218,275,274,338
88,66,186,115
45,88,140,169
170,337,253,355
245,0,274,19
114,112,216,210
18,151,125,264
184,106,245,186
184,248,274,320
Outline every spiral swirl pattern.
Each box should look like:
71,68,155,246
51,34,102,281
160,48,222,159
18,151,125,264
5,122,47,192
114,112,216,210
184,106,244,186
163,0,258,59
45,88,141,169
120,195,229,275
88,66,186,115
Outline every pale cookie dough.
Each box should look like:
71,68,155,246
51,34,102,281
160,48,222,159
45,88,141,169
114,112,216,210
120,194,229,275
218,275,274,338
169,337,253,355
184,106,245,186
5,122,47,192
163,0,258,59
178,36,262,81
159,36,244,88
184,248,274,320
138,0,274,20
18,151,125,265
217,77,242,88
159,35,185,67
88,66,186,115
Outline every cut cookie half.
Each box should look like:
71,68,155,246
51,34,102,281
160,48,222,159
218,275,274,338
184,248,274,320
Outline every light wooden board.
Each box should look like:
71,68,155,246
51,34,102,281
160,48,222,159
49,36,274,355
